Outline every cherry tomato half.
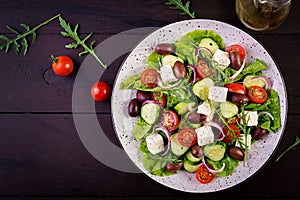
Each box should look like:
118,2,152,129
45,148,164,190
90,81,111,101
223,124,241,144
141,68,160,88
178,128,197,147
226,44,246,61
51,55,73,76
196,164,215,184
225,83,246,94
248,86,268,104
151,92,167,107
196,58,217,78
160,110,179,132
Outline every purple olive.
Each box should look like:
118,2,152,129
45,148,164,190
155,43,175,55
165,162,183,172
136,90,151,103
252,126,268,140
128,98,140,117
187,112,207,124
228,146,244,161
231,93,249,105
191,145,204,158
173,61,186,79
229,51,242,70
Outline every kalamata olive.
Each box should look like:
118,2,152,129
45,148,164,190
252,126,268,140
191,145,204,158
228,146,245,161
187,112,207,124
155,43,175,55
165,162,183,172
229,51,242,70
231,93,249,105
128,98,140,117
173,61,186,79
136,90,151,103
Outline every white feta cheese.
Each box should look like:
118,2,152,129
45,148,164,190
240,111,258,126
197,100,212,116
212,49,231,70
208,86,228,102
195,125,214,146
160,65,178,84
146,134,165,155
236,134,252,150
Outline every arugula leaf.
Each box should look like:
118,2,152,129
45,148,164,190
276,136,300,162
0,14,60,55
165,0,195,19
58,16,107,69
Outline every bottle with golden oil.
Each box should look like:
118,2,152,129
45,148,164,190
236,0,291,31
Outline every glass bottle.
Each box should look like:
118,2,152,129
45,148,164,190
236,0,291,31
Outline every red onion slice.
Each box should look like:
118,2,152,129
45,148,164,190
187,64,197,84
157,79,182,89
195,47,213,57
202,156,226,174
156,126,171,156
204,121,225,141
229,58,246,81
251,76,273,90
258,111,274,120
142,100,164,109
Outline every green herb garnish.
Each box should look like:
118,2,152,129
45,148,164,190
0,14,60,55
165,0,195,19
276,136,300,162
58,16,107,69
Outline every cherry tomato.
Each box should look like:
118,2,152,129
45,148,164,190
160,110,179,132
51,55,74,76
178,128,197,147
223,124,240,143
196,164,215,184
196,58,217,78
225,83,246,94
90,81,111,101
248,86,268,104
151,92,167,107
226,44,246,61
141,68,160,88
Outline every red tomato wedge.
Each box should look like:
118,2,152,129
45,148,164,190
178,128,197,147
248,86,268,104
196,164,215,184
225,83,246,94
223,124,241,144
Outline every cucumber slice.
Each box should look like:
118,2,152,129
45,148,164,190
199,38,219,54
220,101,238,118
203,143,226,162
186,150,202,163
161,55,184,67
183,157,201,173
174,102,196,115
170,133,189,156
192,78,214,100
141,103,160,124
243,75,266,88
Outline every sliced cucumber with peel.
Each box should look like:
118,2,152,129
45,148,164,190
141,103,160,124
192,78,214,100
203,143,226,162
183,157,202,173
170,133,189,156
243,75,266,88
220,101,238,118
161,55,184,67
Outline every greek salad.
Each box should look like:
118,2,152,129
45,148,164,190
120,29,281,184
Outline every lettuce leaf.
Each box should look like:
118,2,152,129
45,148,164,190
207,155,239,177
120,74,141,90
245,89,281,132
133,116,153,141
145,51,163,70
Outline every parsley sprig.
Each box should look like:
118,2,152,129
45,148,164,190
0,14,60,55
165,0,196,19
58,16,107,69
276,136,300,162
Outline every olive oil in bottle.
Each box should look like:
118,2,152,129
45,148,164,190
236,0,291,31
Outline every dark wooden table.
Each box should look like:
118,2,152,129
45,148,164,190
0,0,299,199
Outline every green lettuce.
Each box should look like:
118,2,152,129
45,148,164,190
207,155,239,177
245,89,281,132
120,74,141,90
133,116,153,141
145,51,163,70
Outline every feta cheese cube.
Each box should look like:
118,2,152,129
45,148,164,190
160,65,178,84
240,111,258,126
195,125,214,146
146,134,165,155
197,100,212,116
212,49,231,70
208,86,228,102
236,134,252,149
